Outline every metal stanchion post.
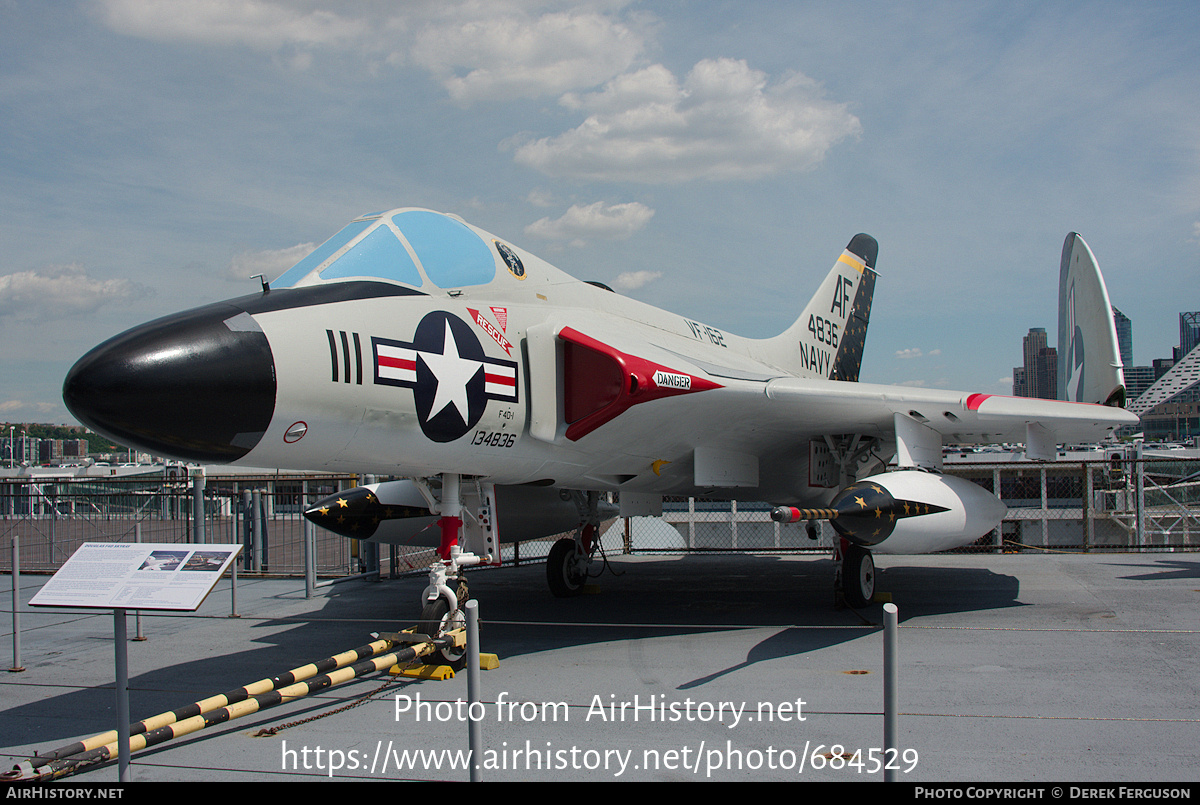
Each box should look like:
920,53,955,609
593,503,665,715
114,609,131,782
1135,442,1145,549
304,516,315,599
192,469,206,545
252,489,263,571
133,524,146,641
229,553,240,618
883,602,898,783
466,599,482,782
241,489,252,567
9,536,22,672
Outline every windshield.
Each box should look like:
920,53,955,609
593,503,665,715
272,210,498,291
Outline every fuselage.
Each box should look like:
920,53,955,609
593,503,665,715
63,208,834,504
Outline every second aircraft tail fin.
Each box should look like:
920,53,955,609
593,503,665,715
1058,233,1126,407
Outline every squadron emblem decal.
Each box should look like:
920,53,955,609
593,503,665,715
373,311,518,443
494,240,526,279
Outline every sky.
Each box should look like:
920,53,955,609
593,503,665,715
2,0,1198,425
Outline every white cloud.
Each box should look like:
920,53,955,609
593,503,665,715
895,348,941,359
98,1,647,103
412,10,646,104
98,0,372,51
229,243,316,283
0,265,141,320
524,201,654,245
614,270,662,290
0,400,58,416
513,58,861,182
526,188,558,208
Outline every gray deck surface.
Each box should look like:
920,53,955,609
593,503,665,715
2,552,1198,782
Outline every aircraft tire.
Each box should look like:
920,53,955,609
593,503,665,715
547,537,586,598
842,545,875,609
418,597,467,671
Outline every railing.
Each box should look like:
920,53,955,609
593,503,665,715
3,458,1197,580
621,458,1200,554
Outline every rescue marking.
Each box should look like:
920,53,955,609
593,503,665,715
467,308,514,355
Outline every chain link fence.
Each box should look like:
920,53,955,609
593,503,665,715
3,457,1197,579
0,473,362,576
625,457,1200,554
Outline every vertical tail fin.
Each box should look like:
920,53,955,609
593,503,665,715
1058,233,1126,406
760,234,878,380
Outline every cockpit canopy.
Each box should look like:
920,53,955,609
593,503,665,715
273,209,497,291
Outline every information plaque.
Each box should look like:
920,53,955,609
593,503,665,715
30,542,242,612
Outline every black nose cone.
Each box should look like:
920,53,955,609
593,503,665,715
63,302,276,463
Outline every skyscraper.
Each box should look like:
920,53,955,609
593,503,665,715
1112,306,1132,368
1178,312,1200,361
1015,328,1058,400
1012,366,1027,398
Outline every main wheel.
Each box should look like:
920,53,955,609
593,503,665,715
418,597,467,671
546,537,587,598
841,545,875,609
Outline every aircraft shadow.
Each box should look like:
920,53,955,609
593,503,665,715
1106,558,1200,582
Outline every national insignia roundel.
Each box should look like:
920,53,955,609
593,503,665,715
373,311,518,443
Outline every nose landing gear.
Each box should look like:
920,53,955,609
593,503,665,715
418,582,468,671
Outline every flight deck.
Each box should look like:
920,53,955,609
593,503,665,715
2,552,1197,783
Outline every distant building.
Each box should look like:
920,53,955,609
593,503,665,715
1177,312,1200,362
38,440,63,464
1014,328,1057,400
1124,365,1154,403
1112,306,1133,368
62,439,89,458
1012,366,1027,398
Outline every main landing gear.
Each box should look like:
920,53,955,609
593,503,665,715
546,531,591,597
770,505,878,609
836,538,876,609
546,490,602,598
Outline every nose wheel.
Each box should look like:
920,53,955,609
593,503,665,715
418,593,468,671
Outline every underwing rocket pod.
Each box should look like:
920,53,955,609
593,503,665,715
773,470,1007,554
306,480,614,547
827,471,1007,554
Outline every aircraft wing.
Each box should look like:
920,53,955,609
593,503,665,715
535,315,1137,498
759,377,1137,460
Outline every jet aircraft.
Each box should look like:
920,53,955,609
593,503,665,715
63,208,1137,668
